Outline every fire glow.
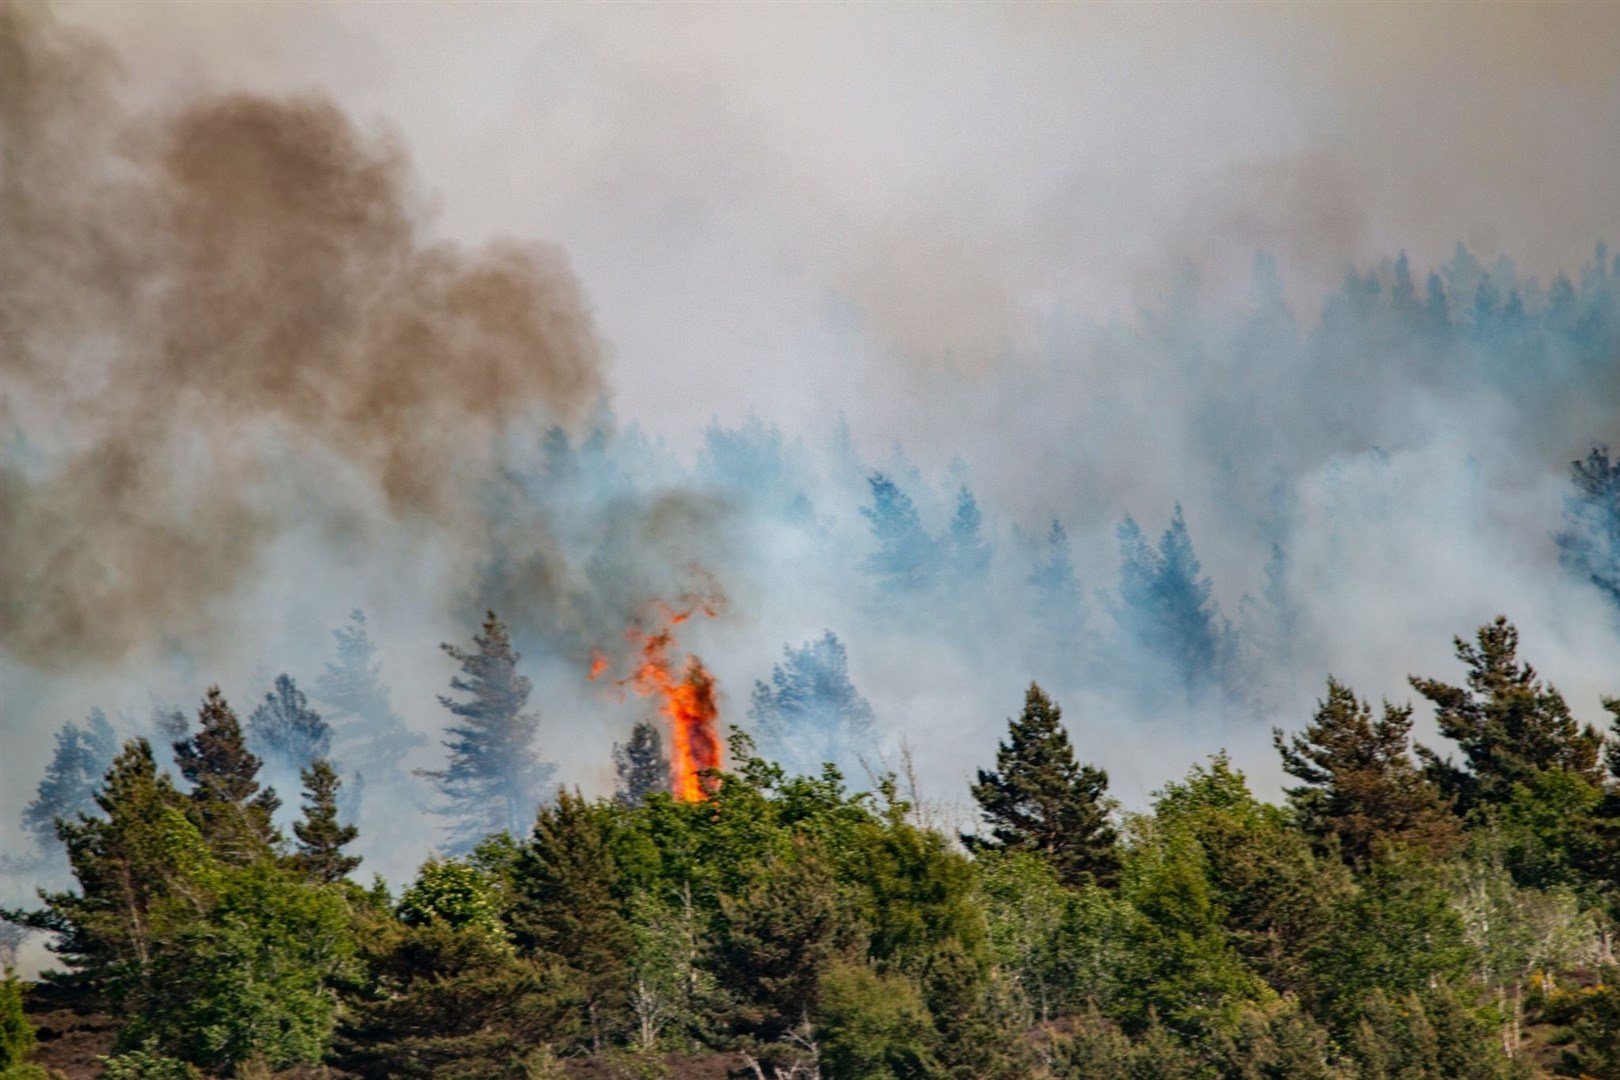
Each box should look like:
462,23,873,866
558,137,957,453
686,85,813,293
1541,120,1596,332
592,601,723,801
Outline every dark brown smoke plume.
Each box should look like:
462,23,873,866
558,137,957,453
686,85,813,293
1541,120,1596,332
0,4,603,668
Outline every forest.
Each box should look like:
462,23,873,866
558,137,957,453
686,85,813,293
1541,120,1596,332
13,5,1620,1077
11,598,1620,1078
8,246,1620,1078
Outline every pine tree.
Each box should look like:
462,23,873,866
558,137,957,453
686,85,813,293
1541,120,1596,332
5,740,196,1005
316,609,424,774
1411,616,1604,813
860,472,940,596
748,631,878,780
1111,507,1228,701
419,611,554,852
964,684,1119,888
1275,678,1461,864
511,790,633,1053
1556,445,1620,608
23,707,119,854
946,484,991,583
291,759,361,884
173,688,281,863
612,720,669,807
247,674,332,780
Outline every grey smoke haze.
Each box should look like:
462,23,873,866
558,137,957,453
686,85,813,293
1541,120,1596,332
6,1,1620,892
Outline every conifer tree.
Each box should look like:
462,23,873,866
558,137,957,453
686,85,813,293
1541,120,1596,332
511,790,632,1052
964,684,1119,888
7,739,195,1005
1556,445,1620,607
612,720,669,807
1411,616,1604,813
23,707,119,854
420,611,553,852
247,674,332,780
291,759,361,884
173,688,281,863
316,610,424,774
946,484,991,583
749,630,878,780
860,472,940,596
1112,507,1229,701
1275,678,1460,864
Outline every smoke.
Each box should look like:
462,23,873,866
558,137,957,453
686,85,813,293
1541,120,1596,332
6,1,1620,902
0,3,602,669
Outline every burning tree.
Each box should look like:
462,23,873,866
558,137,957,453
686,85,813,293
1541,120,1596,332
420,611,555,851
595,598,725,802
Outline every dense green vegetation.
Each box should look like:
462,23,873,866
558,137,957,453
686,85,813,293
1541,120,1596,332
11,617,1620,1078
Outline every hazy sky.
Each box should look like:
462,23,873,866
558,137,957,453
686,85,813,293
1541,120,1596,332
56,2,1620,455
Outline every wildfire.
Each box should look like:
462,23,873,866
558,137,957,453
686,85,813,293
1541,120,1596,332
592,598,724,801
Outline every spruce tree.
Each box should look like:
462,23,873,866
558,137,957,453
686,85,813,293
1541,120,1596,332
23,707,119,854
173,688,281,863
748,631,878,780
1556,445,1620,607
964,684,1119,888
860,472,940,596
291,759,361,884
1274,678,1460,864
612,720,669,806
1411,616,1604,813
946,484,991,583
511,790,632,1053
247,674,332,780
316,609,423,774
419,611,554,852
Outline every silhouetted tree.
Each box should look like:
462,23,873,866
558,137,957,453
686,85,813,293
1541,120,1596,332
1112,506,1229,701
861,472,940,596
316,609,424,775
613,720,669,806
247,674,331,781
23,707,119,855
749,631,878,780
946,484,991,583
420,611,554,852
1557,445,1620,608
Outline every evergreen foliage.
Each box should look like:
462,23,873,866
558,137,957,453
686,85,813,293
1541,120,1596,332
945,484,991,584
172,688,281,864
317,609,424,775
1559,445,1620,607
22,707,118,855
749,631,878,782
419,611,554,852
965,684,1119,888
860,472,940,596
11,616,1620,1076
1275,678,1461,864
613,720,670,806
290,759,361,884
1112,506,1230,701
245,674,331,784
1412,617,1605,814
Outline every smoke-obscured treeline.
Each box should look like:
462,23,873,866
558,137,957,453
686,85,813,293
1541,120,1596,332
12,613,1620,1077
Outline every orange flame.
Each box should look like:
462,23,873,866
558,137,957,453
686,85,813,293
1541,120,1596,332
593,596,724,801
